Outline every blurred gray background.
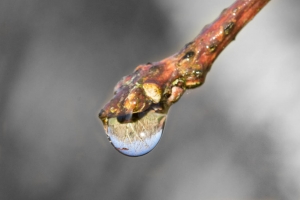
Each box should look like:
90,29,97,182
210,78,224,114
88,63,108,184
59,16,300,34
1,0,300,199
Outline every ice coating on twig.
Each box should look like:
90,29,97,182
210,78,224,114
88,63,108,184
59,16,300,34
99,0,270,156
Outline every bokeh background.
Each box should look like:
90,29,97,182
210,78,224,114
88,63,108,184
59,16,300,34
1,0,300,199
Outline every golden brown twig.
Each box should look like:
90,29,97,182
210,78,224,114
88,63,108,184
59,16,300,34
99,0,269,121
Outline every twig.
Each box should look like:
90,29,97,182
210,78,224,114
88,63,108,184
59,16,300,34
99,0,270,124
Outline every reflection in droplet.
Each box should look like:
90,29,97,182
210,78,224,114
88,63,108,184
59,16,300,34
105,110,167,157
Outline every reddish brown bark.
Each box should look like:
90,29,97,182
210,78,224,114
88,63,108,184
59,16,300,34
99,0,270,123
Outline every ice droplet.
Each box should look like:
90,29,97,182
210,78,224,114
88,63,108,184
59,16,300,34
105,110,167,157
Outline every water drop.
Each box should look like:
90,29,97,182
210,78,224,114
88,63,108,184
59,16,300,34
182,51,195,60
224,22,234,35
104,110,167,157
206,44,217,52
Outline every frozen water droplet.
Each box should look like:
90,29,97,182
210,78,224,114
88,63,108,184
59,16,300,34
104,110,167,157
